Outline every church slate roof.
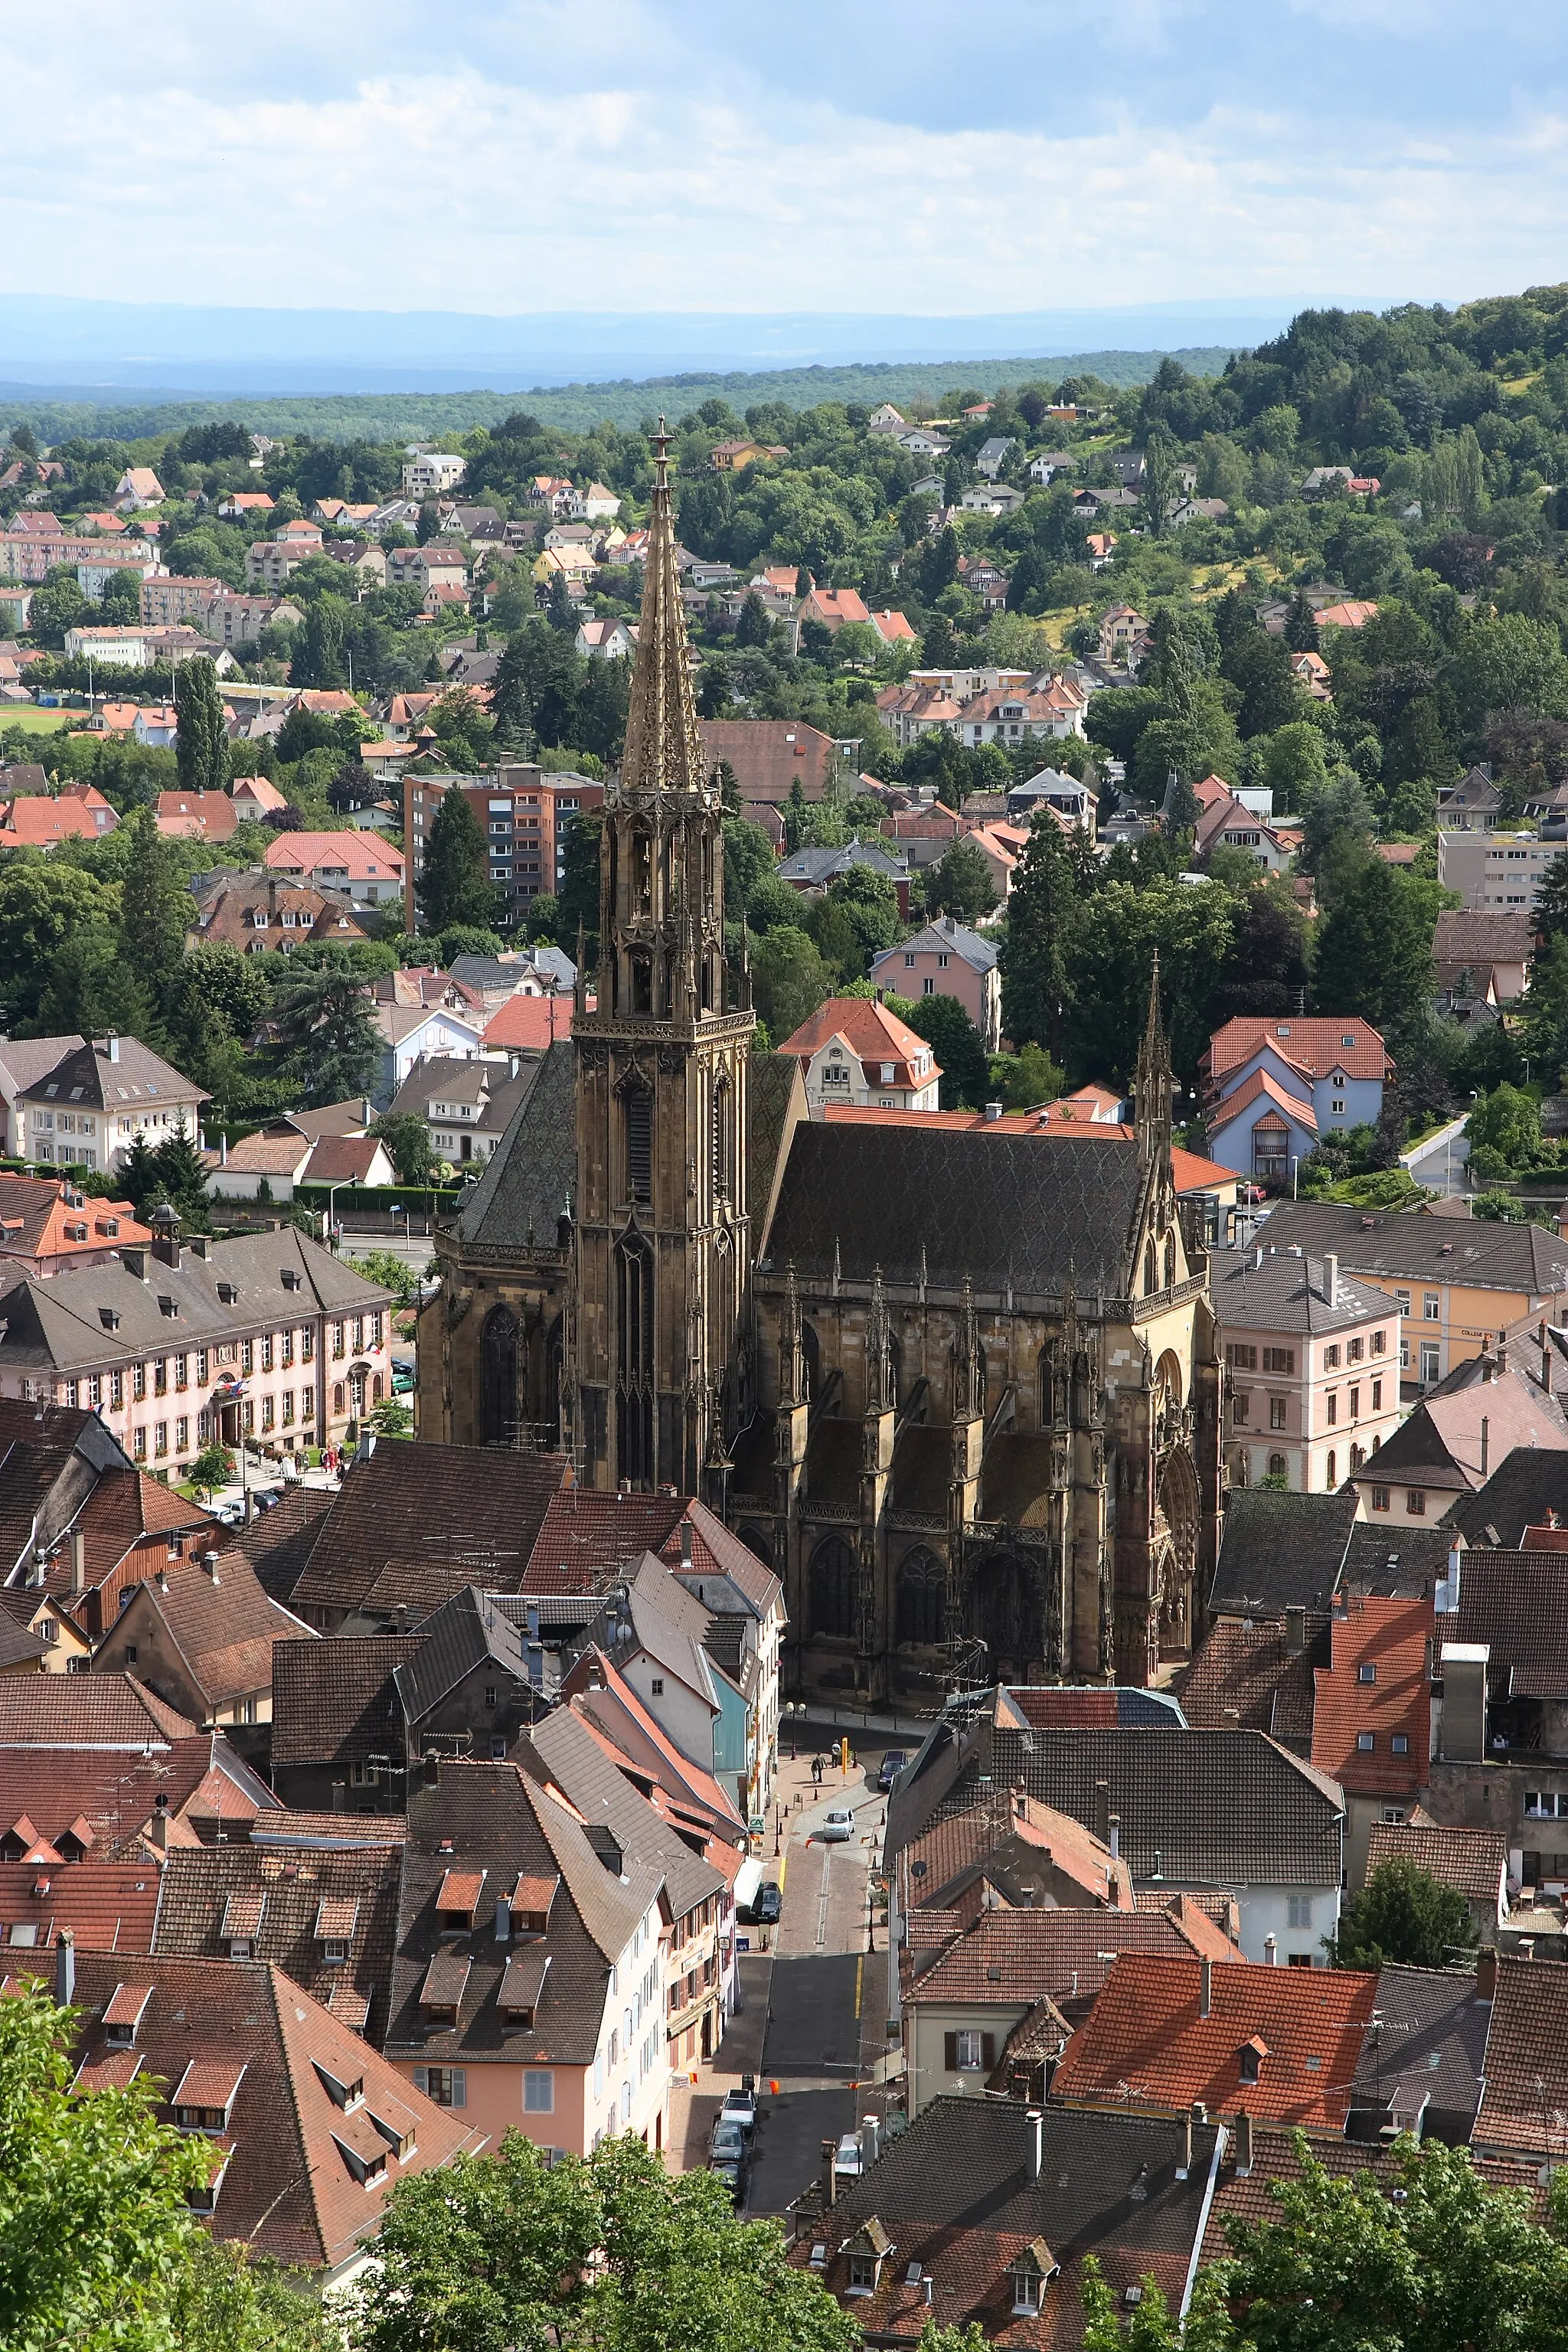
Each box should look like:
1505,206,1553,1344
452,1040,577,1253
765,1125,1142,1293
747,1050,805,1245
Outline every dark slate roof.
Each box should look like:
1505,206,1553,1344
747,1050,805,1247
1256,1200,1568,1296
270,1634,420,1768
286,1439,570,1623
1351,1963,1490,2133
384,1756,651,2070
531,1703,725,1920
1210,1246,1390,1335
766,1125,1142,1292
1208,1488,1358,1616
228,1483,335,1602
392,1586,540,1723
1443,1446,1568,1547
1451,1548,1568,1696
889,1722,1343,1890
791,2096,1220,2347
1341,1524,1456,1595
452,1040,577,1252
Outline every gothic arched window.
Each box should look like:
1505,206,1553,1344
896,1547,946,1648
625,1089,652,1203
481,1304,518,1447
711,1076,730,1200
809,1536,856,1640
1163,1233,1177,1289
616,1233,655,1485
1145,1241,1158,1296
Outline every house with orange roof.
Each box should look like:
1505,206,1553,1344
1194,781,1298,875
263,830,404,909
0,1173,152,1279
154,791,238,842
777,996,941,1114
1201,1015,1391,1187
229,776,286,822
1310,1590,1433,1877
870,608,918,644
1315,599,1379,631
1051,1951,1379,2132
799,583,872,632
0,792,121,848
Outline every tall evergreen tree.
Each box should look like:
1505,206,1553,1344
173,655,227,795
415,787,498,935
272,964,382,1106
999,814,1078,1053
118,808,197,1004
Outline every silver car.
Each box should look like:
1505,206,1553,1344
817,1808,855,1843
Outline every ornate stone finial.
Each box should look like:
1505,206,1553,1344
832,1236,841,1298
1133,949,1174,1169
781,1260,805,1409
867,1264,892,1416
619,416,708,799
573,918,587,1015
956,1273,981,1423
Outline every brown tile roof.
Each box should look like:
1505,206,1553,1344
107,1552,313,1716
1474,1955,1568,2157
903,1793,1132,1910
0,1860,161,1952
288,1443,572,1624
0,1673,198,1747
1363,1819,1508,1903
1050,1955,1378,2132
1198,2123,1544,2265
0,1734,272,1859
697,718,840,804
1451,1547,1568,1696
907,1904,1243,2011
1177,1616,1321,1746
270,1634,420,1768
67,1952,475,2269
152,1841,402,2042
227,1482,335,1602
789,2095,1220,2349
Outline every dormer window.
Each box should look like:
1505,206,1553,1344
313,2059,364,2110
103,1982,151,2047
172,2060,246,2132
220,1891,264,1958
1240,2037,1267,2086
1009,2241,1057,2314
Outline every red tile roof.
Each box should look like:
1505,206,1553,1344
263,832,405,884
1205,1064,1320,1137
1311,1593,1432,1795
1363,1819,1508,1903
778,995,939,1087
817,1106,1234,1197
482,994,580,1054
0,1860,161,1952
154,792,239,841
1051,1953,1378,2130
1207,1015,1390,1084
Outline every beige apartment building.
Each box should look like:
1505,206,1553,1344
1214,1244,1403,1494
1438,829,1555,913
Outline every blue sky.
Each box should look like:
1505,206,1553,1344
5,1,1567,318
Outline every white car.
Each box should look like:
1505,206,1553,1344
818,1808,855,1843
834,2132,865,2178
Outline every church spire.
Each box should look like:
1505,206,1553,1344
1134,950,1174,1168
619,419,710,799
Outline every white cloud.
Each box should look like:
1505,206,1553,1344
1,7,1566,316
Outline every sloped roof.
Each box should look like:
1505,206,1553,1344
1254,1199,1568,1295
1052,1953,1377,2128
1363,1819,1508,1903
1209,1488,1359,1616
1207,1016,1388,1083
1450,1547,1568,1697
270,1634,420,1768
1177,1615,1321,1748
152,1841,402,2043
1310,1594,1432,1795
531,1702,727,1920
0,1672,198,1748
906,1903,1241,2010
1475,1955,1568,2157
124,1553,315,1713
524,1491,780,1617
0,1859,161,1952
1444,1446,1568,1547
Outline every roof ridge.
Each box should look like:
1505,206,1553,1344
263,1962,329,2265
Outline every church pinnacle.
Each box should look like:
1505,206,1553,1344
1134,950,1174,1167
619,418,710,799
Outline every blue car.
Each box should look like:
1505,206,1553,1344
877,1750,910,1793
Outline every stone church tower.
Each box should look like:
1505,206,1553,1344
568,425,756,1494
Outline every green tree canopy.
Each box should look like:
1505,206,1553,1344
904,991,989,1109
0,863,121,1024
415,786,498,936
1331,1857,1477,1968
927,836,998,925
750,925,831,1044
1000,813,1079,1054
272,964,382,1106
173,655,228,795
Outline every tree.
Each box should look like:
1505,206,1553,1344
905,993,989,1109
0,1977,210,2351
1000,815,1078,1054
1330,1857,1476,1968
118,808,197,1001
0,864,121,1024
371,1112,433,1187
272,964,382,1105
1141,428,1175,536
416,786,498,935
994,1040,1064,1108
1312,849,1436,1055
357,2128,858,2352
1069,877,1236,1083
188,1442,235,1498
735,590,770,648
1534,848,1568,955
173,655,227,795
750,925,831,1044
927,837,998,925
1211,888,1310,1021
146,1130,213,1231
369,1396,414,1437
1465,1082,1543,1173
556,812,603,967
824,866,903,971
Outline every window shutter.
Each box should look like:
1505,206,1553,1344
451,2069,466,2108
411,2067,426,2095
982,2034,996,2069
944,2032,958,2070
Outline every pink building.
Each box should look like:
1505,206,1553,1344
1214,1243,1402,1495
870,916,1001,1052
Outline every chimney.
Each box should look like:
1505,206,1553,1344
680,1520,693,1570
1179,2105,1194,2179
106,1034,120,1064
1264,1933,1278,1966
1233,2109,1253,2177
985,1101,1004,1122
822,2138,838,2208
55,1928,74,2007
1108,1814,1120,1860
1498,1343,1509,1377
1544,1323,1553,1396
220,1134,228,1167
1476,1947,1499,2001
1325,1253,1338,1308
495,1896,511,1943
120,1246,148,1281
149,1798,168,1854
155,1565,168,1594
203,1550,220,1585
1094,1779,1110,1845
1026,2107,1044,2182
1480,1416,1490,1480
1285,1605,1305,1655
1199,1956,1213,2018
70,1530,84,1595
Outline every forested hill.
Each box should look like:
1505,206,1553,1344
0,345,1243,445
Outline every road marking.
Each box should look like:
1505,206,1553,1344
777,1850,788,1893
854,1955,863,2020
815,1842,831,1949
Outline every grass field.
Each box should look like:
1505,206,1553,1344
0,709,77,736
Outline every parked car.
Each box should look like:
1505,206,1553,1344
834,2132,866,2180
709,2118,748,2203
719,2084,759,2137
877,1750,910,1793
817,1808,855,1843
754,1881,782,1926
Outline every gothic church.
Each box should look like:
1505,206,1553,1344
419,430,1223,1699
